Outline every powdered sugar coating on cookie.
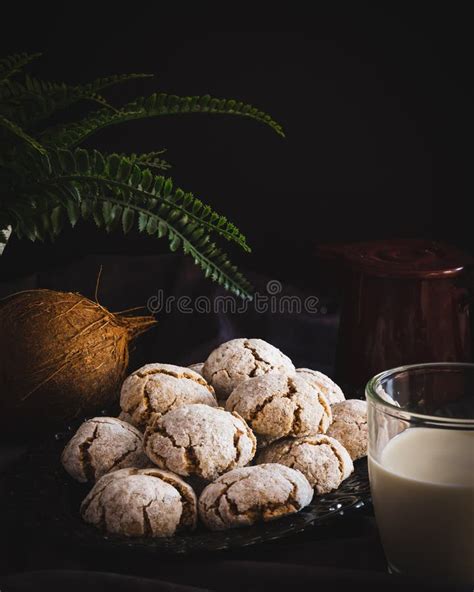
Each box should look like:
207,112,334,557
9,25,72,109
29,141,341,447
118,410,141,429
199,463,313,530
61,417,148,483
257,434,353,494
296,368,345,405
144,404,256,481
188,362,204,376
226,373,332,440
120,363,217,430
203,338,295,400
81,467,197,537
326,399,368,460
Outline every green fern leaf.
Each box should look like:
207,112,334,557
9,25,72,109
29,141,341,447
138,211,148,232
128,151,171,171
1,73,152,125
169,232,181,252
37,149,248,250
39,148,253,298
0,56,285,297
146,216,158,235
50,205,64,235
79,73,153,97
0,114,46,154
0,52,42,83
81,198,93,219
122,207,135,233
108,204,122,231
131,93,286,137
157,221,167,238
40,93,284,148
102,201,113,224
65,199,80,227
92,201,103,228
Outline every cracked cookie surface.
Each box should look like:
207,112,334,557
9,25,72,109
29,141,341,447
225,373,332,440
118,410,141,429
203,338,295,400
144,403,256,481
199,463,313,530
257,434,353,494
81,467,197,537
296,368,345,405
120,363,217,430
326,399,368,460
61,417,148,483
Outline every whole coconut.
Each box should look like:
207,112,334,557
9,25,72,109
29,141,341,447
0,289,156,435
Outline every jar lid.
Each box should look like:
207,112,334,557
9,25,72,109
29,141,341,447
317,240,473,279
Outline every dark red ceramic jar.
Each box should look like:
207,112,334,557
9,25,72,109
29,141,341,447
319,240,473,389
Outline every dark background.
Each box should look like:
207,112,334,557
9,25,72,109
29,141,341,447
0,7,471,289
1,14,473,590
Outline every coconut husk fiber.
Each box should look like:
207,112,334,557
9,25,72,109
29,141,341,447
0,289,156,437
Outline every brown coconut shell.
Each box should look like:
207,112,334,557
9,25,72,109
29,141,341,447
0,289,156,436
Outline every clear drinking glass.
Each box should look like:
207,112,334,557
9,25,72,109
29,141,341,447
366,363,474,586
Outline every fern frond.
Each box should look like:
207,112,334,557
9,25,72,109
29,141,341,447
77,73,153,97
40,109,133,147
45,148,249,250
27,149,252,297
37,72,153,116
41,93,284,148
30,75,121,117
0,52,42,83
0,114,46,154
128,151,171,171
0,79,25,101
184,239,252,298
131,93,285,137
0,55,285,298
0,73,152,125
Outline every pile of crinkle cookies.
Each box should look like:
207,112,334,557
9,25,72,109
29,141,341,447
61,338,368,537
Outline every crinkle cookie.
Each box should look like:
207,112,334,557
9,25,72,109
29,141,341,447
118,410,140,429
203,338,295,399
120,363,217,430
199,463,313,531
226,373,332,440
61,417,148,483
296,368,345,405
257,434,353,494
188,362,204,376
144,404,256,481
81,467,197,537
326,399,368,460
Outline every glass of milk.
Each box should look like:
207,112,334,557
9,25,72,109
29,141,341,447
366,363,474,586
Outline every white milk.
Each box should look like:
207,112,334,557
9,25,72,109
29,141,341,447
369,428,474,584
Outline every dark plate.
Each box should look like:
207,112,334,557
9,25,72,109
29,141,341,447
10,430,371,555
